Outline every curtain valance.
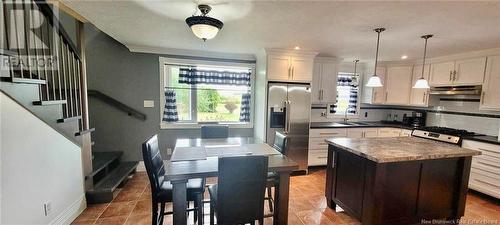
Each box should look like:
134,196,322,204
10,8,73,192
179,68,251,86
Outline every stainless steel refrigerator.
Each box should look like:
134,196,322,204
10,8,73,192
267,82,311,172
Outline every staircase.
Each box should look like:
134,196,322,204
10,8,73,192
1,0,138,203
86,151,138,203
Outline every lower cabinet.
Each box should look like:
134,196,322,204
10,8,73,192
461,140,500,199
308,127,413,166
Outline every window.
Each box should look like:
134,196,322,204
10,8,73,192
331,72,360,116
160,58,253,128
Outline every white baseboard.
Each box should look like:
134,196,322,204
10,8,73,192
50,194,86,225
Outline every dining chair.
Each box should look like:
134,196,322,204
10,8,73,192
142,134,205,225
265,131,288,214
201,125,229,139
208,155,268,225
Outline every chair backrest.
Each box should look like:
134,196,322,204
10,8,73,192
141,134,165,199
273,131,288,154
216,155,268,225
201,125,229,139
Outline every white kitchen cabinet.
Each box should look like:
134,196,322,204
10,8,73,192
480,55,500,110
378,128,402,137
429,61,455,86
429,57,486,86
454,57,486,85
347,128,379,138
266,50,317,82
410,65,431,106
290,56,314,81
308,128,347,166
385,66,412,105
462,140,500,199
401,129,413,137
312,58,337,103
371,67,387,104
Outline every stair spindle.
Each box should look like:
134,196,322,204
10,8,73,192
54,33,62,100
21,0,32,79
60,39,69,117
11,2,24,78
67,46,74,117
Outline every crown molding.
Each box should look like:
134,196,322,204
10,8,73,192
126,45,256,61
265,48,319,57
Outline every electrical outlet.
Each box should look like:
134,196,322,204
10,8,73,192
44,202,52,216
166,148,172,155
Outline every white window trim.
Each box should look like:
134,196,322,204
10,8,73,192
329,71,361,119
159,57,256,129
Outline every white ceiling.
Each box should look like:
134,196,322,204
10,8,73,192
63,0,500,62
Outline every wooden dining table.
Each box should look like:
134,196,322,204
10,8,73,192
165,137,299,225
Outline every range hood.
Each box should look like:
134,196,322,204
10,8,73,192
429,86,482,95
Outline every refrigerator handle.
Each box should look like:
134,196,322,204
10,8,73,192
285,100,291,133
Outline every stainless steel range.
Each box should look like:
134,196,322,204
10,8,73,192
412,126,477,145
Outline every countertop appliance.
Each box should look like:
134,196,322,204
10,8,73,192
267,82,311,172
402,111,426,128
412,126,477,145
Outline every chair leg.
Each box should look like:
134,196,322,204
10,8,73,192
193,200,198,224
159,202,166,225
197,194,204,225
259,218,264,225
152,201,158,225
250,221,256,225
210,200,215,225
267,186,274,212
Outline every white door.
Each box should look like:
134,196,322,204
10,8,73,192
311,62,322,102
454,57,486,85
385,66,412,105
320,62,337,103
480,55,500,110
372,67,387,104
429,61,455,86
410,65,430,106
267,54,290,81
347,128,364,138
290,56,314,81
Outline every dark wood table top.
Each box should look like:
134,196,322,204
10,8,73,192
166,137,298,181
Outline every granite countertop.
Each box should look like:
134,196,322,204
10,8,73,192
326,137,481,163
310,121,415,130
462,135,500,145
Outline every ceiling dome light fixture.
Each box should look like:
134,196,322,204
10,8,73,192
186,4,224,41
413,34,433,89
366,28,386,87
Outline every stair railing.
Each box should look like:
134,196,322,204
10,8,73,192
87,90,147,121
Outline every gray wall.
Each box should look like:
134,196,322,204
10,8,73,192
84,25,253,161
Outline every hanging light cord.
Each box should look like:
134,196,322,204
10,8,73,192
420,35,433,79
373,28,385,76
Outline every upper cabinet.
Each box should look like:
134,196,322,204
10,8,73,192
429,57,486,86
266,49,317,82
410,65,431,106
385,66,413,105
312,57,338,103
480,55,500,110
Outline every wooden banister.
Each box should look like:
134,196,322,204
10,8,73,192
87,90,147,121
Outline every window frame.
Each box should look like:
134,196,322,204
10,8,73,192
159,57,255,129
331,71,361,119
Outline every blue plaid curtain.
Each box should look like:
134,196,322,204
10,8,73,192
179,68,251,86
163,89,179,122
239,93,251,122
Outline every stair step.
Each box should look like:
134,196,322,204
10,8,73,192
86,161,138,203
75,128,95,136
57,116,81,123
33,100,67,105
3,77,47,84
89,151,123,178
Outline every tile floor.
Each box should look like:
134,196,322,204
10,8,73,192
72,168,500,225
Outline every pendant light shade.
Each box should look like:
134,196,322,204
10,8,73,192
366,28,386,87
186,5,224,41
413,34,433,89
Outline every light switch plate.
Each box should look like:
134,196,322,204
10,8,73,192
143,100,154,108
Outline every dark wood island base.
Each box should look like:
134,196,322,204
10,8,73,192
325,145,473,225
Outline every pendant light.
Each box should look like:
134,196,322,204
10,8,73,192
366,28,386,87
352,59,359,86
186,5,224,41
413,34,433,89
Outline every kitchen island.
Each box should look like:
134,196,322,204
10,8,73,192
325,137,481,225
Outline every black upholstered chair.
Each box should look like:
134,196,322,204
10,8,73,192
201,125,229,139
208,155,268,225
265,131,288,214
142,135,205,225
